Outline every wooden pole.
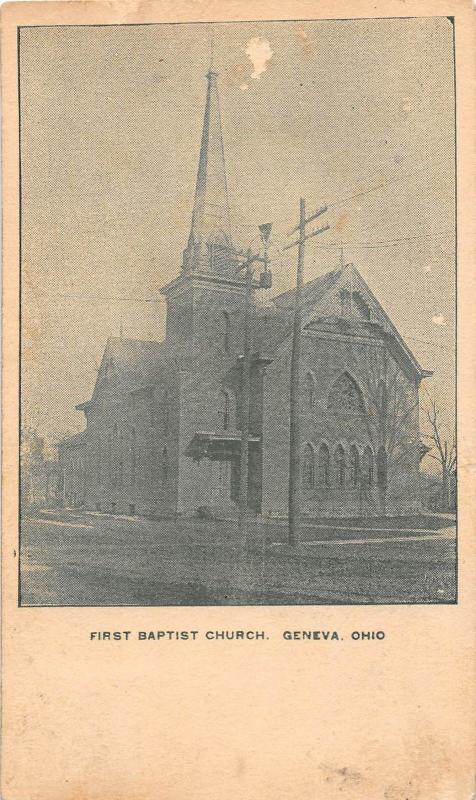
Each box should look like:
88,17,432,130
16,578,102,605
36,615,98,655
238,260,253,543
288,198,306,546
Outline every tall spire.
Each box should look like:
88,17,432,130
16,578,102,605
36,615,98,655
183,66,233,273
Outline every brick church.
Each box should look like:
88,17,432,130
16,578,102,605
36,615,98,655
58,68,432,518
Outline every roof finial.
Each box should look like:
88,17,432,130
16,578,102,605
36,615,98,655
209,36,216,74
339,240,346,269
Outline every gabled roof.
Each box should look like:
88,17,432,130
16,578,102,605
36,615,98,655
88,337,165,405
272,267,342,310
339,265,429,378
261,264,430,380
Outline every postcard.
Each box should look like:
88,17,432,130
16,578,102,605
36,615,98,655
2,1,475,797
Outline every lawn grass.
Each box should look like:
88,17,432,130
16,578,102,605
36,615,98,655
20,509,456,606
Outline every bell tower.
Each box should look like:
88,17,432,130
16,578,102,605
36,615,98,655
161,66,248,350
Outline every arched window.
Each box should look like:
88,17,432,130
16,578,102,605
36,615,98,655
111,424,118,487
130,428,136,486
162,447,168,486
107,431,113,483
328,373,365,414
334,444,346,487
350,445,360,487
377,446,387,488
218,390,231,430
378,381,388,416
223,311,231,353
118,434,124,487
149,444,157,484
302,444,315,489
317,444,330,486
362,446,374,486
163,390,169,433
305,373,315,411
97,438,102,485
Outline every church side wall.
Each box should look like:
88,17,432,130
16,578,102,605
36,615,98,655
261,331,421,518
79,370,180,518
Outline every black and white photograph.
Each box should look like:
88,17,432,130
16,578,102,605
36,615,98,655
19,17,457,606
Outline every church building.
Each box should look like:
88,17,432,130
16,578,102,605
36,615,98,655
58,68,432,518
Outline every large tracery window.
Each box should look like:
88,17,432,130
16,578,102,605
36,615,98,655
302,444,315,489
328,373,365,414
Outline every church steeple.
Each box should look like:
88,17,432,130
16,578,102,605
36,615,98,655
183,68,233,273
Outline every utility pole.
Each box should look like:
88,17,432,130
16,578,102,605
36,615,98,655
285,199,329,546
238,254,254,544
234,230,272,545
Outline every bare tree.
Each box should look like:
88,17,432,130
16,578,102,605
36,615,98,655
422,393,456,511
358,346,419,514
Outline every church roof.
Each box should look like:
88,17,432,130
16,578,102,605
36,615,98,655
260,264,430,379
88,337,166,405
272,268,343,310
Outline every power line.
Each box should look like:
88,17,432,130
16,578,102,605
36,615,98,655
325,157,453,211
405,336,454,352
31,292,166,304
306,230,454,250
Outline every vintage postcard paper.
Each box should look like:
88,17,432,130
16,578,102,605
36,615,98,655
2,0,475,797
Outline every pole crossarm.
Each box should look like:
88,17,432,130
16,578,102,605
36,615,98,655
283,222,330,251
287,205,328,236
233,250,266,274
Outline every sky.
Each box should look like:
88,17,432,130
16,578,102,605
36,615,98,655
19,17,456,446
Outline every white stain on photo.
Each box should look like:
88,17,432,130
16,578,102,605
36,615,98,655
245,37,273,80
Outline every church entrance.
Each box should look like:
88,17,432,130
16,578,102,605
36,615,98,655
185,432,262,514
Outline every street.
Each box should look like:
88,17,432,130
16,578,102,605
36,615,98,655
19,509,456,606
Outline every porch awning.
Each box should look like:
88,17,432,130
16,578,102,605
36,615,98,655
185,431,260,461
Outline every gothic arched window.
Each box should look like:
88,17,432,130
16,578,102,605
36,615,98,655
97,437,102,485
334,444,346,487
162,447,169,486
328,373,365,414
378,381,388,416
111,424,118,488
362,446,374,486
118,434,124,487
130,428,136,487
302,444,315,489
350,445,360,487
377,446,388,488
107,430,112,485
317,444,330,486
163,390,169,433
223,311,231,353
305,373,315,411
218,390,231,431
